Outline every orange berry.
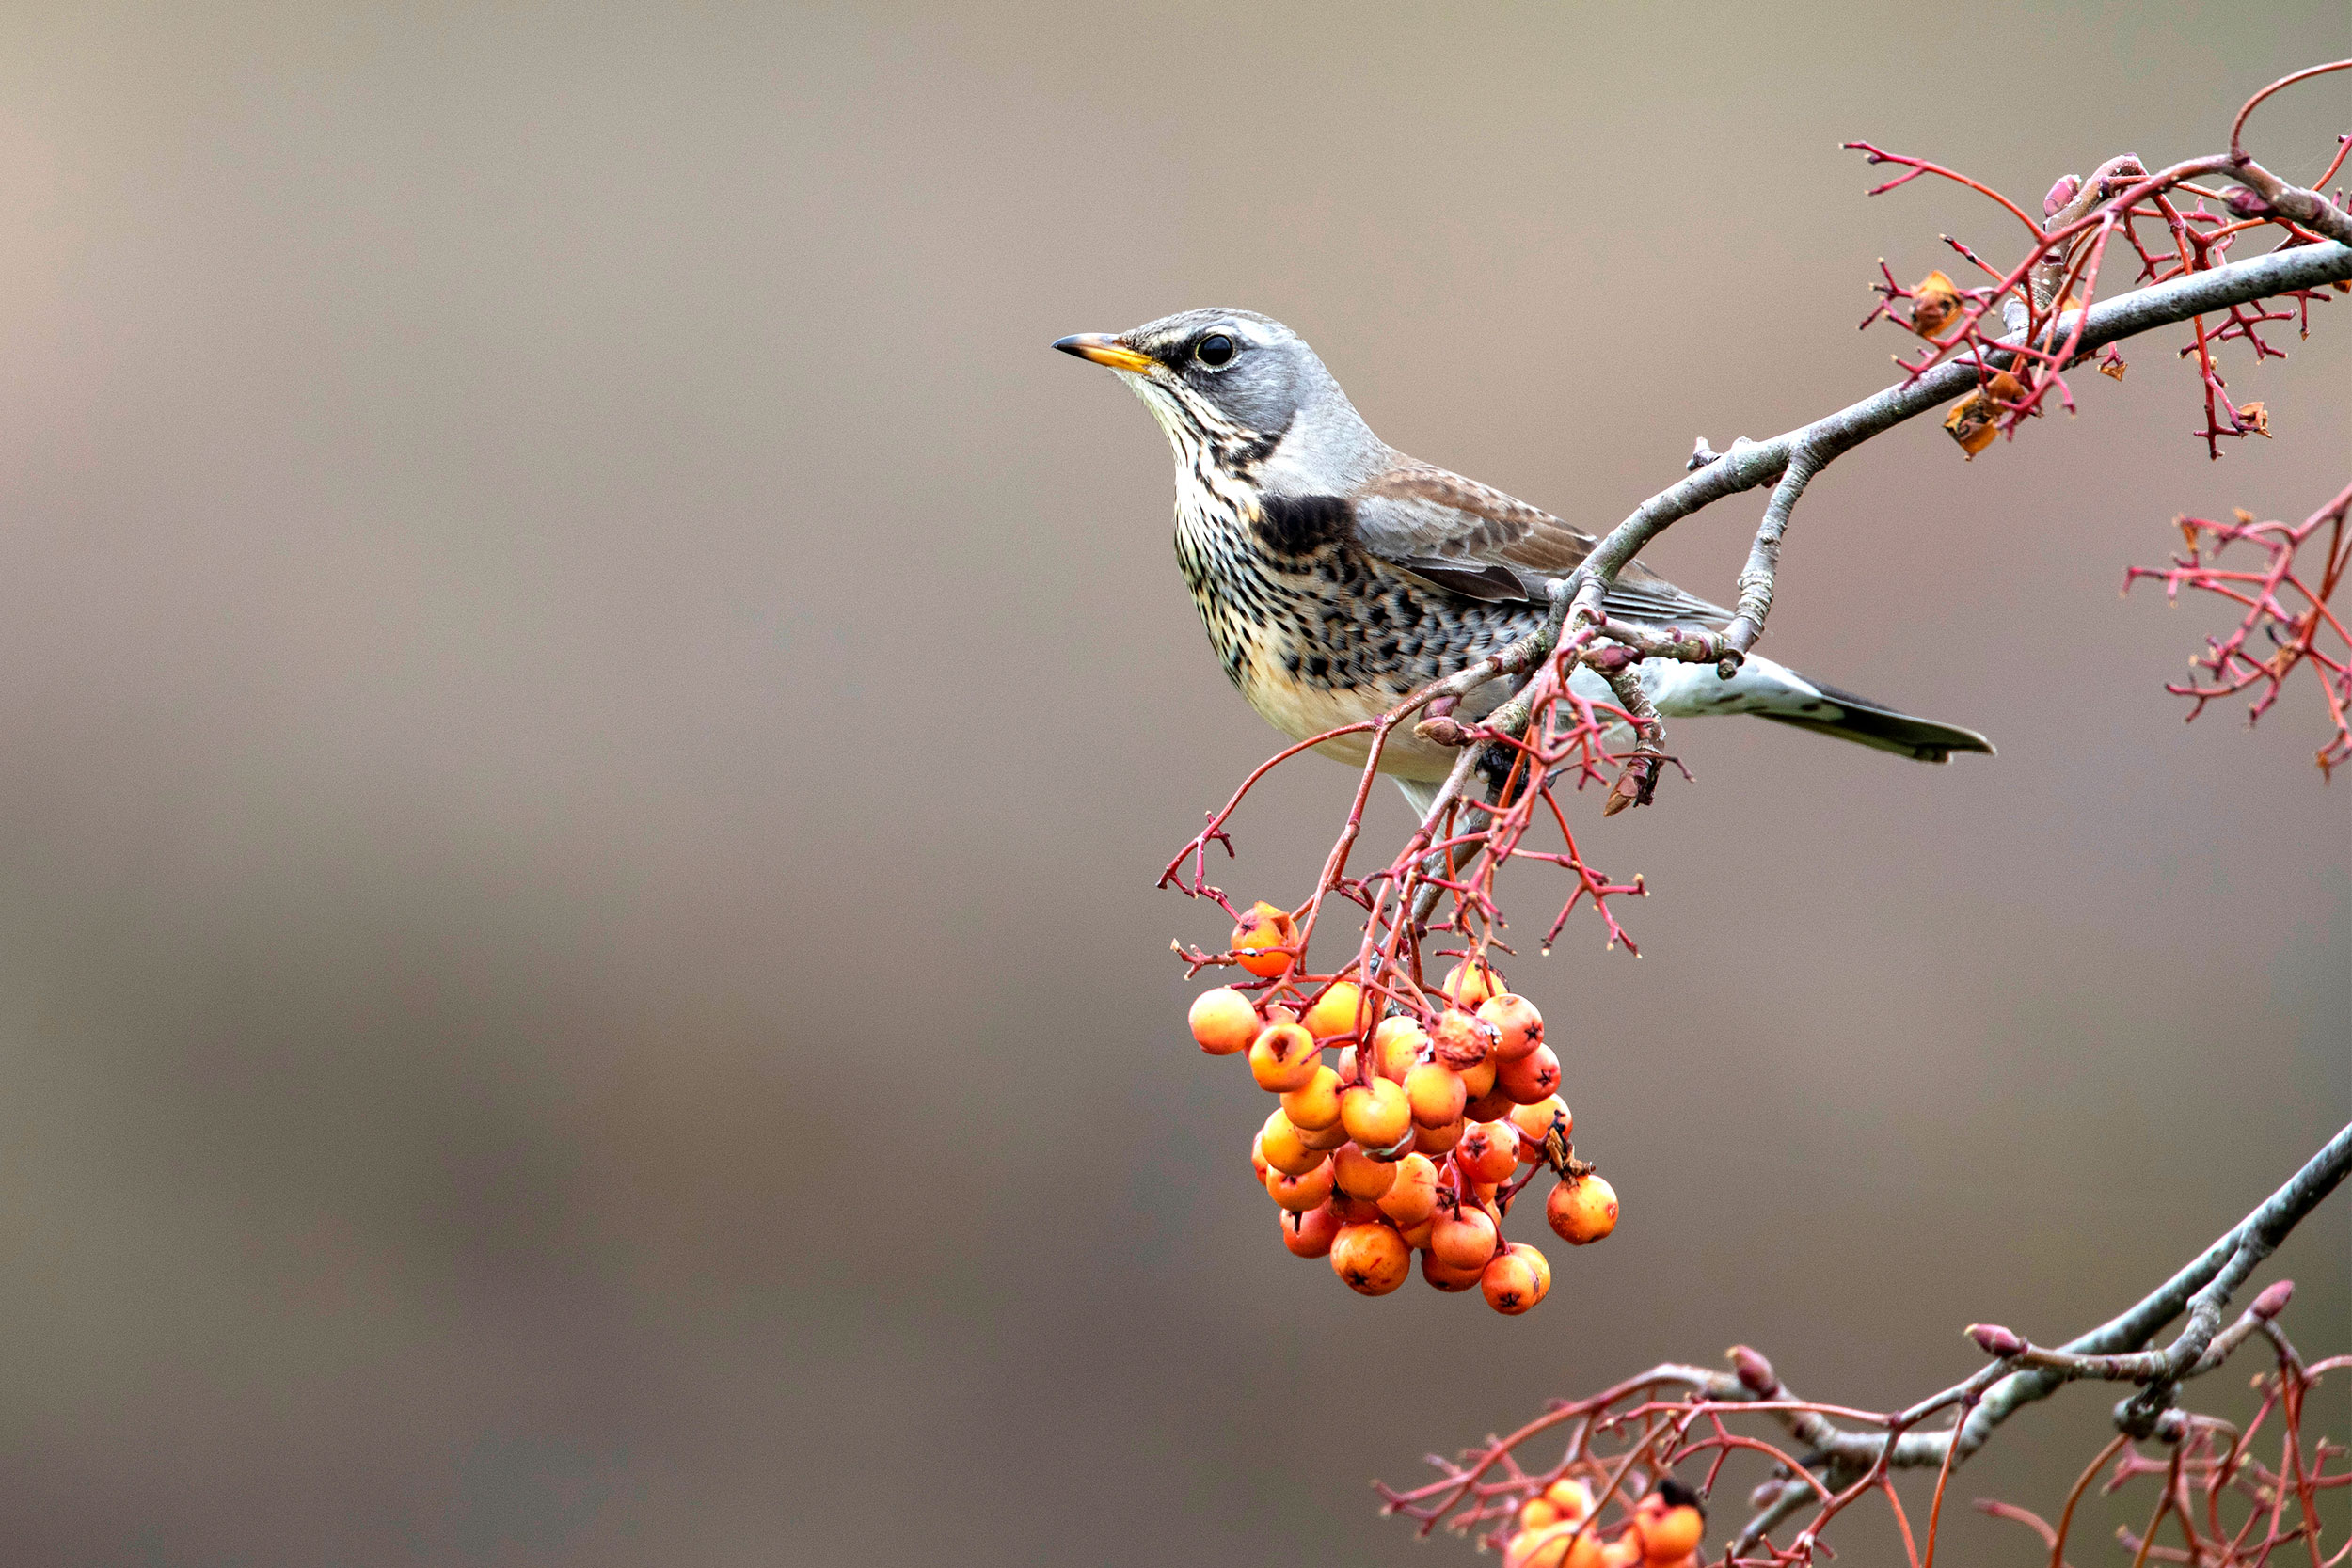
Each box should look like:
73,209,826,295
1375,1152,1439,1227
1405,1061,1467,1127
1506,1522,1607,1568
1328,1191,1384,1225
1458,1119,1519,1183
1420,1246,1484,1292
1477,991,1545,1060
1431,1007,1495,1069
1296,1117,1352,1151
1279,1202,1343,1259
1231,900,1299,978
1543,1477,1595,1524
1520,1497,1562,1532
1280,1064,1343,1131
1428,1201,1499,1270
1398,1214,1434,1249
1638,1505,1704,1562
1508,1241,1551,1303
1266,1157,1334,1212
1340,1077,1412,1149
1248,1021,1321,1092
1259,1110,1323,1177
1332,1143,1398,1201
1248,1131,1270,1185
1440,958,1502,1008
1548,1173,1619,1244
1329,1221,1410,1295
1300,980,1366,1042
1464,1085,1515,1123
1188,987,1261,1054
1413,1116,1466,1156
1458,1054,1498,1099
1481,1248,1542,1314
1497,1043,1562,1104
1599,1534,1644,1568
1509,1095,1571,1155
1371,1014,1427,1073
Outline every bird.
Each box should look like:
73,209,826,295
1055,309,1991,820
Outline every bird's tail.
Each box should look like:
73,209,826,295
1645,653,1993,763
1751,679,1994,762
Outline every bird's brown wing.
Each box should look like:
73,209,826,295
1352,459,1729,626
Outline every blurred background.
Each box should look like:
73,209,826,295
0,3,2343,1563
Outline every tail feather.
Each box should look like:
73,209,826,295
1754,681,1994,763
1639,654,1994,764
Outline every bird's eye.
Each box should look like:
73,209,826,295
1194,333,1236,368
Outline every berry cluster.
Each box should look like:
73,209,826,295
1503,1480,1706,1568
1191,902,1618,1311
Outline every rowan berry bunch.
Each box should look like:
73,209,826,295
1187,934,1615,1313
1499,1478,1707,1568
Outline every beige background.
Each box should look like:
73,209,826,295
0,3,2343,1563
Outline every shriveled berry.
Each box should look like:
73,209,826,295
1478,991,1544,1060
1189,987,1260,1054
1230,900,1298,978
1248,1020,1321,1092
1431,1007,1495,1069
1548,1173,1619,1244
1329,1221,1410,1295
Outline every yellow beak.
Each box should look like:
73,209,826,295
1053,334,1155,373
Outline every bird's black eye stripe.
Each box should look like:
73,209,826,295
1194,332,1236,368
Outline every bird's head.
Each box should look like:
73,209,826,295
1055,309,1382,490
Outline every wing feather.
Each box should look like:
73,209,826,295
1351,459,1729,626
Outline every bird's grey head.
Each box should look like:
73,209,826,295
1055,309,1385,495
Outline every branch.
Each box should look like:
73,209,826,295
1565,230,2352,647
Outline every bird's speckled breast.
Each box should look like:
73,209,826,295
1170,487,1539,781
